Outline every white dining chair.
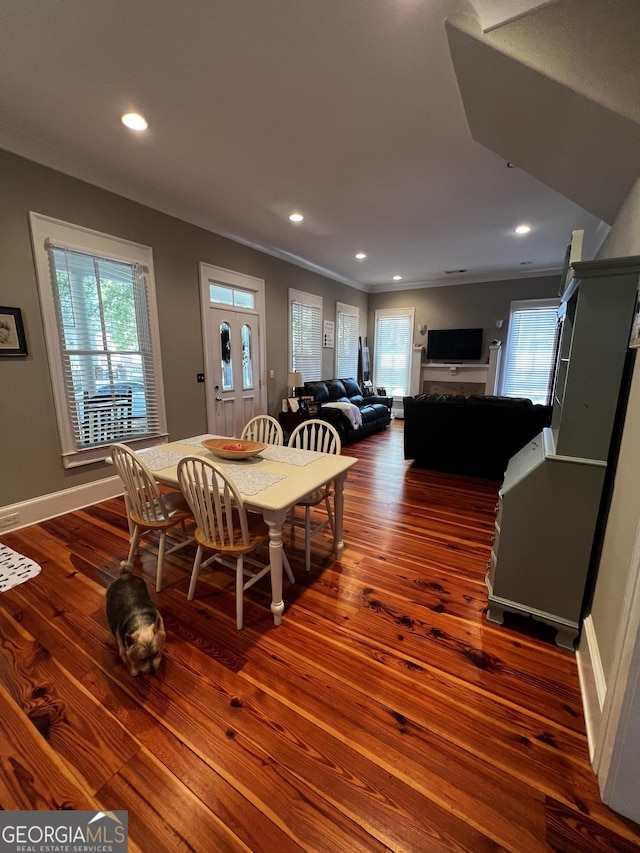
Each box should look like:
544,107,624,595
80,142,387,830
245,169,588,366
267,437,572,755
110,443,195,591
287,418,341,572
241,414,284,445
177,455,294,628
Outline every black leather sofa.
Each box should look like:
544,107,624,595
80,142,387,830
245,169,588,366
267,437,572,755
403,393,551,480
303,378,392,445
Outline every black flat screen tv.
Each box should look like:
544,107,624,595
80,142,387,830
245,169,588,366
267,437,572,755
426,327,483,362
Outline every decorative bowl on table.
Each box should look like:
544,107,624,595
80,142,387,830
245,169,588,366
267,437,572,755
202,438,266,460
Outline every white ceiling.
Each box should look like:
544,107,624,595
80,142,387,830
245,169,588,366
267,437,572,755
0,0,633,293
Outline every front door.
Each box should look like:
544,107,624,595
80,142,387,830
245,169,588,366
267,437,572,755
209,307,261,437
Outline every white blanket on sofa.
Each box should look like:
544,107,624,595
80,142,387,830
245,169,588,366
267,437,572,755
322,401,363,429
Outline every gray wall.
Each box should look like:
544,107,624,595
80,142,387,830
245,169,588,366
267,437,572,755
368,275,560,370
0,148,367,505
590,175,640,680
588,174,640,822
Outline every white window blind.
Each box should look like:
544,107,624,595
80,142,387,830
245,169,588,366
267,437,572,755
30,213,167,467
501,299,560,404
289,289,322,382
373,308,414,397
335,302,359,379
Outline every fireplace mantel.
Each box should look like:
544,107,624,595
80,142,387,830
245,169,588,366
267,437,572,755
419,344,501,396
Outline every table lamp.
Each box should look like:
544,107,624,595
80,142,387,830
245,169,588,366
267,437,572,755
288,371,303,397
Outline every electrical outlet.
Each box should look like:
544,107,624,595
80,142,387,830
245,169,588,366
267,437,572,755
0,512,19,528
196,373,205,383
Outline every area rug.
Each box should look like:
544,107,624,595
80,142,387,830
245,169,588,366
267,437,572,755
0,543,42,592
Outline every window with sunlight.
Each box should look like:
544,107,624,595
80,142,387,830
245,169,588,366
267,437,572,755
289,288,322,382
373,308,414,398
335,302,359,379
501,299,560,404
30,213,166,467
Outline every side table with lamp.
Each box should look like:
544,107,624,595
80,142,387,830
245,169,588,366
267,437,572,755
282,371,309,440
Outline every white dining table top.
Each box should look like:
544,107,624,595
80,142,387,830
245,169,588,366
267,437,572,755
136,434,357,513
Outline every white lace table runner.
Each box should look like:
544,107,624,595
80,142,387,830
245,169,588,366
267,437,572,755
138,447,186,472
137,443,285,496
179,435,324,466
187,463,284,496
214,465,285,496
180,434,219,447
261,445,324,466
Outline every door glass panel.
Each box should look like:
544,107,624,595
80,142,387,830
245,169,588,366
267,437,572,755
234,290,255,309
242,324,253,389
210,284,233,304
220,322,233,390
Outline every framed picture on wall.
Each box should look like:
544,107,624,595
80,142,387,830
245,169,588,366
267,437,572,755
0,307,27,357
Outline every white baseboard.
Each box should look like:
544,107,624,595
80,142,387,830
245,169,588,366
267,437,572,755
577,613,607,762
0,476,124,532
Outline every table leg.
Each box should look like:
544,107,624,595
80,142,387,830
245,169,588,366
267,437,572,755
263,507,288,626
333,471,347,559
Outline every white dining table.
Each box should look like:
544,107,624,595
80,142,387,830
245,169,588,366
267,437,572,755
133,434,357,626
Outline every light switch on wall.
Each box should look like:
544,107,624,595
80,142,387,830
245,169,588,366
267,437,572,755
269,369,275,378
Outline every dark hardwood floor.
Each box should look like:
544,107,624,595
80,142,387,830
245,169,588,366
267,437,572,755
2,420,639,851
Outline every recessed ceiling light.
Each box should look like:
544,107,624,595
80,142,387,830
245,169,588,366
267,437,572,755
121,112,148,131
514,224,531,234
289,212,304,222
355,252,367,260
393,275,402,281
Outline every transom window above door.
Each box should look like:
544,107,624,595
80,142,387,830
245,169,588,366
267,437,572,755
210,283,255,309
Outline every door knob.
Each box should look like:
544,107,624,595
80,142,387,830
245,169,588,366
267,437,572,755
215,396,222,401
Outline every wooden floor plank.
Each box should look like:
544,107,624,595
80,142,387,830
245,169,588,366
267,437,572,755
0,682,98,810
97,748,256,853
80,665,307,853
0,608,138,794
1,420,639,851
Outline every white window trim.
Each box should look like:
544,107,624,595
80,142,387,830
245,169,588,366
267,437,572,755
499,297,560,403
335,301,359,379
29,212,168,468
373,306,415,401
288,288,323,382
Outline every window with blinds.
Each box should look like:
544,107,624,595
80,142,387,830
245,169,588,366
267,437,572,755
335,302,359,379
30,213,167,467
500,299,560,404
289,288,322,382
373,308,414,397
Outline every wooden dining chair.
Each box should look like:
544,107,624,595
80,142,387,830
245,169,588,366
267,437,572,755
287,418,342,571
110,443,195,591
241,414,284,445
177,455,294,627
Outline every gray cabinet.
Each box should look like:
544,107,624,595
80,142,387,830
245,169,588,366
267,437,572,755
487,256,640,649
